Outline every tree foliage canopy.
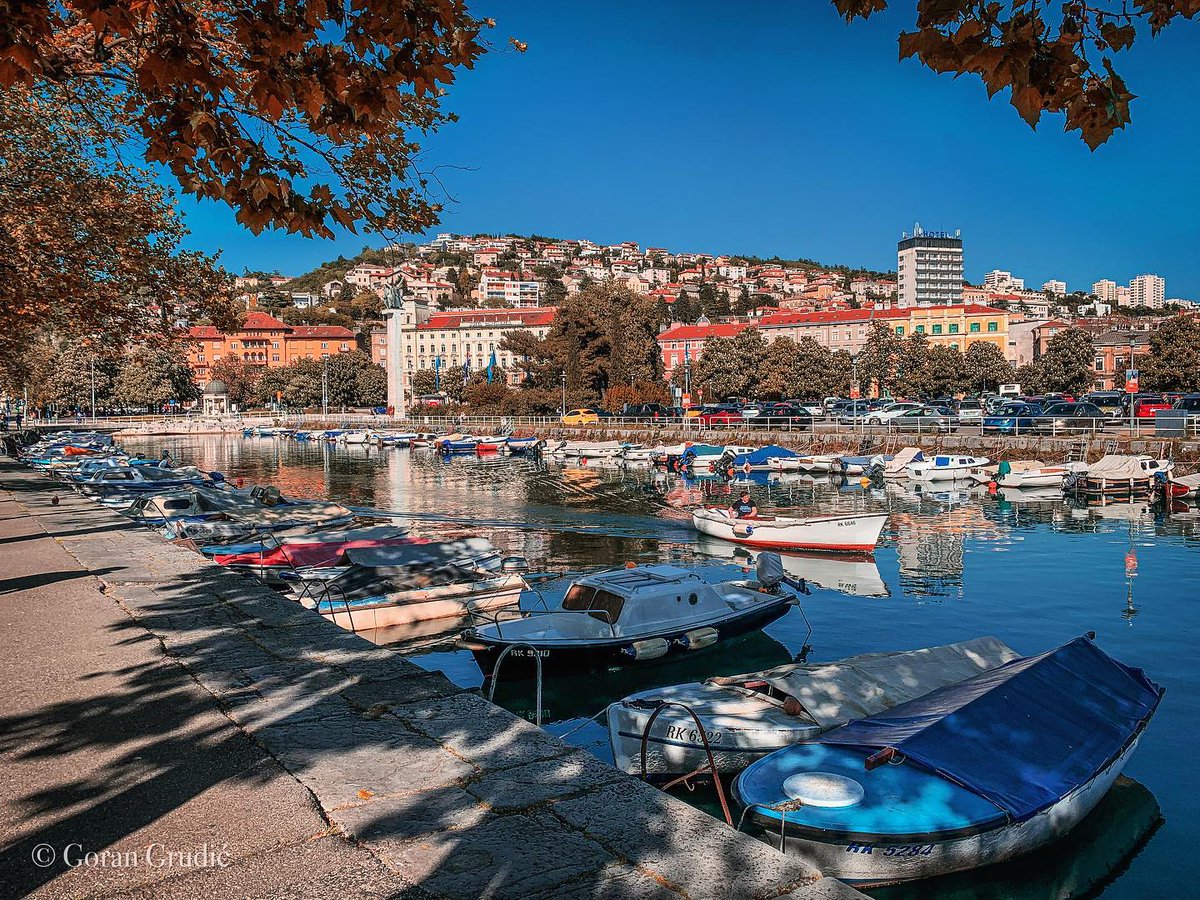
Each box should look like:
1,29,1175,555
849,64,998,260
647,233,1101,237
0,0,501,238
1142,315,1200,392
0,87,240,386
833,0,1196,148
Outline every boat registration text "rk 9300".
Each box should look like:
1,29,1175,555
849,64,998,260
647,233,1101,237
845,843,935,856
664,725,723,745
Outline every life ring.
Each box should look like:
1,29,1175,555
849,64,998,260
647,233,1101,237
742,462,752,475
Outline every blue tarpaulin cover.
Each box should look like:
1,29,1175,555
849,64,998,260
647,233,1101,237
817,637,1163,821
729,445,796,465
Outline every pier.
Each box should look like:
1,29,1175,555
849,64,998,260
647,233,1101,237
0,458,864,900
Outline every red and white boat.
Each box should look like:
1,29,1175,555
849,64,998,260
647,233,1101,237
475,435,510,453
213,526,420,582
1165,473,1200,498
691,508,888,553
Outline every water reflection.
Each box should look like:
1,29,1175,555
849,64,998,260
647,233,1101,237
118,436,1200,900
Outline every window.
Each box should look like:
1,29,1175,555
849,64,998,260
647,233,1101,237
1095,358,1104,371
949,323,959,334
932,324,943,335
987,322,998,332
915,325,925,334
321,342,328,349
340,343,349,351
272,354,280,362
229,341,238,348
969,322,980,333
895,326,904,335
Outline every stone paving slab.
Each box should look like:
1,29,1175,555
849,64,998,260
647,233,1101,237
1,459,865,900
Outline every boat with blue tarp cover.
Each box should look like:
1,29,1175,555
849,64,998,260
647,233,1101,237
732,635,1162,886
722,445,797,472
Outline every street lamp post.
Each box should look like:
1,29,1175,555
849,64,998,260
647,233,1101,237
322,357,329,420
89,357,96,423
560,370,566,418
1128,336,1137,437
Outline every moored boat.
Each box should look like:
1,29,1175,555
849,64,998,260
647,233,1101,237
691,507,888,553
460,557,799,678
997,461,1087,490
731,635,1163,886
608,636,1019,777
1082,455,1173,497
906,455,990,482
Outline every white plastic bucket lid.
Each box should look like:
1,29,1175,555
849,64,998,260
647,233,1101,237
781,772,865,808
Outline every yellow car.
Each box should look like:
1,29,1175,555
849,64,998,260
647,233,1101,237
561,408,600,426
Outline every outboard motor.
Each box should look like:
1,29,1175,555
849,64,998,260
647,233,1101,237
757,551,809,595
756,552,786,593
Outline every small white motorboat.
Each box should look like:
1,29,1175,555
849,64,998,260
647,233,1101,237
608,636,1019,777
341,431,380,445
769,453,841,474
732,636,1162,887
691,508,888,553
577,441,633,459
881,448,924,479
623,445,665,462
687,445,756,471
459,556,799,678
997,462,1088,489
505,436,542,453
906,455,991,482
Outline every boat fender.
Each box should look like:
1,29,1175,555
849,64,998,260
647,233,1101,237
621,637,670,660
782,696,805,716
733,523,755,537
676,627,719,651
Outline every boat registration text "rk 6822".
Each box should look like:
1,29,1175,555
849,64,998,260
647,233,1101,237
663,724,723,745
845,843,935,856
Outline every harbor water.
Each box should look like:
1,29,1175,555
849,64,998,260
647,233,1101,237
126,434,1200,899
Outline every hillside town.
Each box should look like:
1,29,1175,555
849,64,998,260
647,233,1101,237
201,228,1197,414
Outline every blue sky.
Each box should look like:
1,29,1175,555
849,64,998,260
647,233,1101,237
178,2,1200,296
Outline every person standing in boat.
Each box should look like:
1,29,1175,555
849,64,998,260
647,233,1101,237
729,490,758,518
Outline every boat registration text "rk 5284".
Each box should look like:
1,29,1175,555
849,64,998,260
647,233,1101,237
845,843,935,856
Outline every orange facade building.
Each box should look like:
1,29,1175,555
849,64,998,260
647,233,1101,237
187,311,360,385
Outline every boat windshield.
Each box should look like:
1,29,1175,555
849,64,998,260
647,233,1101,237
562,584,625,623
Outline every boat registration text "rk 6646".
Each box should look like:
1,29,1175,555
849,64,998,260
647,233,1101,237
845,843,935,856
663,724,723,745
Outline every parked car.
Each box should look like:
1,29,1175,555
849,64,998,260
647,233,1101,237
561,408,600,426
1035,402,1106,434
1082,391,1125,418
624,403,668,419
889,406,954,432
955,398,986,423
1121,394,1172,419
1174,394,1200,416
758,402,814,428
865,401,925,426
740,404,768,420
837,401,875,424
697,407,744,426
982,401,1045,434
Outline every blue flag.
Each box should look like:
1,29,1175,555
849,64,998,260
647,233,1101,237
434,355,441,391
487,350,497,384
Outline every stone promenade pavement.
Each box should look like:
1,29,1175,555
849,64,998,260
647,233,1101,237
0,459,864,900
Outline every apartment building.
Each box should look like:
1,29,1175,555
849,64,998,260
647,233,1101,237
186,311,359,384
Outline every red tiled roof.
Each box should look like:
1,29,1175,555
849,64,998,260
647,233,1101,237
290,326,357,339
656,323,748,342
419,308,556,329
188,310,288,338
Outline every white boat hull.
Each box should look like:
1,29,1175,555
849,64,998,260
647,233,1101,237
317,578,523,632
609,683,821,776
766,737,1141,887
692,508,887,553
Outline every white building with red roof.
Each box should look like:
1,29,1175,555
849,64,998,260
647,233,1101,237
383,297,556,412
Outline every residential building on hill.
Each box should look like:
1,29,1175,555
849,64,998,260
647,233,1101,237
186,311,359,385
477,269,541,307
1130,274,1166,309
383,296,555,412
